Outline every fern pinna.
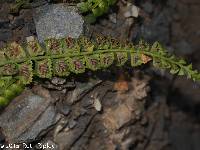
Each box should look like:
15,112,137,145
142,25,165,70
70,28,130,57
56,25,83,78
0,35,200,107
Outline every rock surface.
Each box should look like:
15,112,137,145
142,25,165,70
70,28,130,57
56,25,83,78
33,4,84,43
0,89,58,143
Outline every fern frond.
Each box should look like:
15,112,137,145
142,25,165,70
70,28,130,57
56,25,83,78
115,52,128,66
144,41,200,81
18,60,33,84
35,58,52,78
27,37,44,57
45,38,63,55
5,42,26,59
0,50,7,63
85,54,101,71
0,63,18,76
67,57,85,74
53,58,70,77
100,52,115,68
0,35,200,107
63,37,81,54
131,52,143,67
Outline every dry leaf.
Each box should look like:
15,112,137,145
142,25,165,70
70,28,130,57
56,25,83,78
114,73,129,91
141,54,152,64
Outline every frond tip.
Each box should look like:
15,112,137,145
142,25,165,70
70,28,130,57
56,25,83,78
147,41,200,81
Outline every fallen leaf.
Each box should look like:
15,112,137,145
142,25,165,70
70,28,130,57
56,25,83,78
114,73,129,91
141,54,152,64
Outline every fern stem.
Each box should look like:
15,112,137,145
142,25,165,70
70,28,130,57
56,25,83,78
0,49,135,67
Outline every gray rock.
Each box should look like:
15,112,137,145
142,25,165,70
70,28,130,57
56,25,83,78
10,18,25,29
0,19,9,29
68,119,77,129
54,115,95,150
51,77,66,85
0,41,5,48
0,0,15,2
174,40,194,55
142,2,153,14
17,105,57,142
43,79,76,91
0,132,4,142
66,79,102,104
33,4,84,43
167,0,177,8
0,90,58,143
0,3,10,28
57,104,71,116
30,0,48,8
0,29,12,41
138,10,170,44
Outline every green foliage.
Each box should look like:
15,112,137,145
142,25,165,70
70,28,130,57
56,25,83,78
18,60,33,84
100,52,115,68
77,0,117,23
115,52,128,66
35,59,52,78
0,77,24,107
0,35,200,107
67,57,86,74
10,0,31,14
11,0,117,23
85,54,100,71
27,39,44,57
53,58,70,76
